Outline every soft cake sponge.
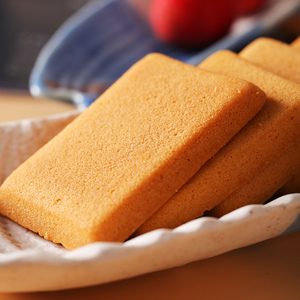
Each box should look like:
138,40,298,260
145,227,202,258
136,51,300,235
0,53,266,250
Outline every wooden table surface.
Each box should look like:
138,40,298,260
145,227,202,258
0,93,299,300
0,92,75,122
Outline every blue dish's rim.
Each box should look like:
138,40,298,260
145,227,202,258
29,0,300,108
30,0,117,102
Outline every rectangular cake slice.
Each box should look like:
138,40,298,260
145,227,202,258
0,53,266,250
239,37,300,83
209,142,300,217
241,36,300,196
135,51,300,235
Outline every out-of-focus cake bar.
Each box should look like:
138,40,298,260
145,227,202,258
291,35,300,48
241,36,300,196
239,37,300,84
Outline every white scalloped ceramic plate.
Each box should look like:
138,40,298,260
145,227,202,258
0,112,299,293
0,195,299,293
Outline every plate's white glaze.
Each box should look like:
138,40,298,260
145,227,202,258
0,112,299,292
0,195,299,292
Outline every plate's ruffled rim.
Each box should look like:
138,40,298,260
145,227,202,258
0,193,299,292
0,109,299,292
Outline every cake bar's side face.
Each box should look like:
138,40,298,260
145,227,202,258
135,51,300,235
0,54,266,250
209,142,300,217
239,37,300,84
199,51,300,210
276,171,300,196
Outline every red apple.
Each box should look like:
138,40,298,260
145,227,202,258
235,0,268,14
149,0,235,48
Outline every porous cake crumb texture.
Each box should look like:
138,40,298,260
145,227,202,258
136,50,300,235
0,53,266,250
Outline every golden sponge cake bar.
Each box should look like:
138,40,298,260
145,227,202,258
242,37,300,196
135,51,300,235
0,54,266,250
205,42,300,216
239,37,300,83
281,36,300,194
279,38,300,195
209,142,300,217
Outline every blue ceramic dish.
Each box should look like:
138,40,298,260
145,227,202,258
29,0,300,109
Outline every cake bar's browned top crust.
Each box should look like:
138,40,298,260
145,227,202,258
0,54,266,250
